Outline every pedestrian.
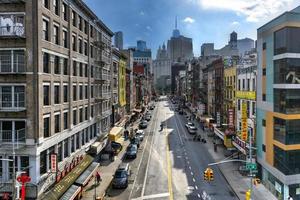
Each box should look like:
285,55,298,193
96,171,101,184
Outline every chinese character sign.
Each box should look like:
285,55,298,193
241,102,248,141
51,154,57,173
228,109,234,127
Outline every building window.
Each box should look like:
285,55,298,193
252,78,255,91
43,52,50,73
40,150,47,174
247,79,250,91
43,85,50,106
238,79,240,90
54,114,60,133
73,85,77,100
262,119,266,127
53,0,59,16
85,64,88,77
71,135,75,153
237,100,240,111
53,24,59,45
91,65,94,77
54,56,60,74
252,102,256,116
262,68,266,76
90,45,94,58
91,85,94,98
72,35,76,51
274,89,300,114
78,16,82,31
263,42,266,50
63,85,68,103
73,61,77,76
43,0,49,9
54,85,60,104
85,107,88,120
262,144,266,152
79,63,83,77
42,19,49,41
62,2,68,21
72,10,76,27
274,27,300,55
84,41,88,55
274,58,300,84
85,85,88,99
43,116,50,138
0,86,25,109
73,109,77,125
91,105,94,117
57,142,63,162
90,26,94,38
262,94,266,101
63,58,68,75
63,111,68,130
274,145,300,175
64,139,69,158
84,20,88,34
242,79,245,90
78,38,83,54
63,30,68,48
76,132,80,149
79,108,83,122
79,85,83,100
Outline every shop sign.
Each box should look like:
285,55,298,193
275,181,282,193
228,109,234,127
233,136,246,154
236,91,256,100
241,102,248,141
296,188,300,195
51,154,57,173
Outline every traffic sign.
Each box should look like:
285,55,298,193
246,163,257,170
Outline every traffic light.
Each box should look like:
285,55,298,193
208,169,214,181
203,169,209,181
245,189,251,200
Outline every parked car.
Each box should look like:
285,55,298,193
136,130,144,141
112,163,131,188
139,120,148,129
130,136,141,148
145,114,151,121
187,126,197,135
126,144,138,159
179,110,184,115
111,141,123,154
185,122,195,129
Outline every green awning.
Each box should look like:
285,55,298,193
43,155,93,200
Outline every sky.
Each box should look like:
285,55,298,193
84,0,299,57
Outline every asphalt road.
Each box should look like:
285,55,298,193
105,98,238,200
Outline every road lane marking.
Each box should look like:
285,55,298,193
129,107,158,200
191,172,193,175
165,113,174,200
195,186,198,190
189,166,191,170
197,194,201,198
193,178,196,182
131,192,170,200
187,161,190,164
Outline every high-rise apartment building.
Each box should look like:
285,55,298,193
0,0,113,198
257,6,300,200
114,31,123,50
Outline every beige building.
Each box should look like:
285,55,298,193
0,0,113,197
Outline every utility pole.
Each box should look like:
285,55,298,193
249,127,253,195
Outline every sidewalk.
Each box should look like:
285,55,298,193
82,119,141,200
184,109,276,200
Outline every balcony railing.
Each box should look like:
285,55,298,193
101,109,112,118
0,25,25,37
0,53,26,73
0,128,26,143
100,91,110,99
0,92,25,111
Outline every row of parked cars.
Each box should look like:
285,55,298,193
112,107,154,189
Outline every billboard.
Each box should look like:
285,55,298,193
241,102,248,141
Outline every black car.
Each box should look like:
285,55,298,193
145,114,151,121
112,163,130,188
126,144,138,159
130,136,140,148
139,120,148,129
111,141,123,154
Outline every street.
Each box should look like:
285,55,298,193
105,97,238,200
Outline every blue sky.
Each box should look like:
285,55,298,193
84,0,298,57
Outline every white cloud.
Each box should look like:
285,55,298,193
140,11,145,16
146,26,152,31
231,21,240,26
183,17,195,23
197,0,295,22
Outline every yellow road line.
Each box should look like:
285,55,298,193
165,115,174,200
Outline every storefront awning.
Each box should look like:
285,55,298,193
59,185,81,200
75,162,99,186
43,155,94,200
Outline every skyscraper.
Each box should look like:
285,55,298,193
137,40,147,51
167,17,193,62
114,31,123,50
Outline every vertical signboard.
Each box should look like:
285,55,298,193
216,112,221,127
241,102,248,141
228,109,234,128
51,153,57,173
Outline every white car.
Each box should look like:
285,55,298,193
136,130,145,141
185,122,195,129
187,126,197,135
